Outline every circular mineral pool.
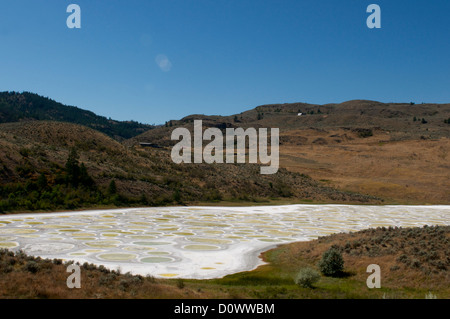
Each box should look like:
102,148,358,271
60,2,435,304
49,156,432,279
163,215,180,219
0,229,38,234
87,225,112,229
187,222,230,227
141,256,173,263
70,232,96,237
0,242,18,248
39,225,71,229
84,240,120,248
147,251,170,255
98,253,137,261
265,230,296,236
158,273,178,277
127,235,157,240
173,232,195,236
204,230,224,234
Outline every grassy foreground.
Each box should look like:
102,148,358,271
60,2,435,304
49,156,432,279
0,225,448,299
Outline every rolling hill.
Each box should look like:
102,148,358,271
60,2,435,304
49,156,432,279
0,120,379,213
0,93,448,212
0,92,154,140
129,100,450,204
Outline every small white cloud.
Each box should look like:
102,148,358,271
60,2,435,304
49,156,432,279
155,54,172,72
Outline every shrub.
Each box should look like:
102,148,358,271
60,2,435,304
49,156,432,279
24,261,40,274
176,278,185,289
318,247,344,277
295,267,320,288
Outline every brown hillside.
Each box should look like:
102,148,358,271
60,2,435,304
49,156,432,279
128,101,450,203
0,121,379,211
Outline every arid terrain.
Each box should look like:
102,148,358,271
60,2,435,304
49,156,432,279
131,100,450,204
0,93,448,300
280,129,449,204
1,225,448,299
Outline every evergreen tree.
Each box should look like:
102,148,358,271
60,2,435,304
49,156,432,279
79,163,94,188
108,180,117,195
65,149,80,187
37,173,48,190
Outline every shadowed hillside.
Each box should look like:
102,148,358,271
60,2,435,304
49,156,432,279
0,92,154,140
0,121,379,212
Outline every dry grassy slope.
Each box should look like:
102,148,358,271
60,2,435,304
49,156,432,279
128,100,450,203
280,130,450,204
129,100,450,145
260,225,450,297
0,121,378,205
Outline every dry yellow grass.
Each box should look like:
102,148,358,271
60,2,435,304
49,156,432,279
279,129,450,204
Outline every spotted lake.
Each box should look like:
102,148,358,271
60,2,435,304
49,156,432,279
0,205,448,279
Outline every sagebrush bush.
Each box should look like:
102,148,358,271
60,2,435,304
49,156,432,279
295,267,320,288
318,247,344,277
24,261,40,274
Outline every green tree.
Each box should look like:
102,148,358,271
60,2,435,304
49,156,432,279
37,173,48,190
173,189,181,203
65,148,80,187
318,247,344,277
108,180,117,195
79,163,95,188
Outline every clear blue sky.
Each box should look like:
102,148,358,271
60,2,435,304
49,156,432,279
1,0,449,125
